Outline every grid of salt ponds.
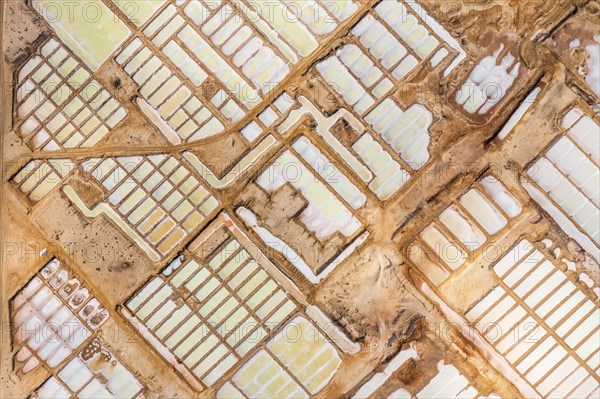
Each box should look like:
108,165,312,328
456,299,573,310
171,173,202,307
123,215,297,389
279,96,410,201
526,108,599,248
16,38,127,151
316,3,440,175
140,2,264,109
388,363,482,399
217,316,342,399
316,0,453,114
83,154,219,256
235,0,358,62
115,0,357,145
317,0,451,104
116,37,227,143
28,0,318,149
409,175,522,286
364,99,432,170
11,259,109,375
455,44,521,115
257,136,364,240
177,1,289,96
12,159,74,202
31,338,144,399
352,132,410,200
240,93,294,143
316,53,434,172
280,0,357,34
317,45,392,116
465,239,600,398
